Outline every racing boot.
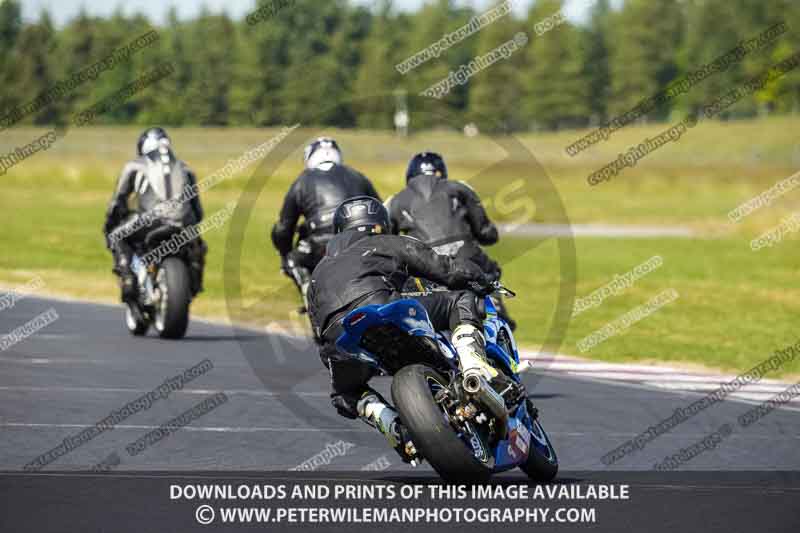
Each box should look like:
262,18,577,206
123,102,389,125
452,324,498,381
285,258,311,313
299,280,311,313
357,391,422,466
453,324,516,421
113,255,137,303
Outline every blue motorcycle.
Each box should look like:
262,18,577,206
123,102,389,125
336,283,558,482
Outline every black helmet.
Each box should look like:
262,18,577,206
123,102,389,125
333,196,390,235
137,127,171,156
405,152,447,182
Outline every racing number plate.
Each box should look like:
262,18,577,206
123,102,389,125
508,422,531,460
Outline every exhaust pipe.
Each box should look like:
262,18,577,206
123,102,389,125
462,372,481,394
462,370,508,438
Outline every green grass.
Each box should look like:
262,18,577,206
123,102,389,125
499,236,800,376
1,118,798,376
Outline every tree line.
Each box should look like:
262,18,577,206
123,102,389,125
1,0,799,133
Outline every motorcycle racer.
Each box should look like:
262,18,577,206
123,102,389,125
271,137,381,309
385,152,515,329
103,127,206,303
307,195,501,463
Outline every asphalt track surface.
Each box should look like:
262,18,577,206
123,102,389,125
1,295,798,473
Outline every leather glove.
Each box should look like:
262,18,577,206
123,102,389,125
467,275,496,296
453,259,495,295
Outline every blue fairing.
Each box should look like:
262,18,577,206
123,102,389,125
335,298,456,371
336,294,537,472
482,296,522,381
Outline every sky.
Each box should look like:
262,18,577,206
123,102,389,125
20,0,597,26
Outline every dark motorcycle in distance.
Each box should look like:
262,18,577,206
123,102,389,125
123,223,201,339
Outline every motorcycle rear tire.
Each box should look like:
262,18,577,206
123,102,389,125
392,364,493,482
154,257,191,339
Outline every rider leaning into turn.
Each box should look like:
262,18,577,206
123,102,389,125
103,127,206,303
385,152,515,329
307,196,502,464
271,137,381,309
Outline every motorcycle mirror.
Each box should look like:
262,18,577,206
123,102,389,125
493,282,516,298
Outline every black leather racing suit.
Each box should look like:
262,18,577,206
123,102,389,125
386,174,499,275
386,175,515,328
307,230,491,419
103,151,206,298
271,164,381,293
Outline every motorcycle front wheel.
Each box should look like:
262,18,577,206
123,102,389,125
519,406,558,481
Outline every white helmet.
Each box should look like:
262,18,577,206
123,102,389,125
303,137,342,171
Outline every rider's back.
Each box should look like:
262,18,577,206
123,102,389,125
308,227,485,338
116,152,199,227
292,164,379,234
388,175,477,245
309,231,409,331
